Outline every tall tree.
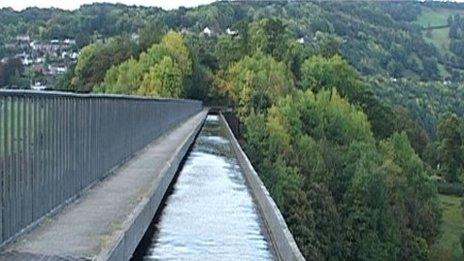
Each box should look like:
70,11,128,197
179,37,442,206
72,36,136,92
437,113,464,183
138,56,183,97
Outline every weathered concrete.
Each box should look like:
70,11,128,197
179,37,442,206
219,113,305,261
1,110,208,260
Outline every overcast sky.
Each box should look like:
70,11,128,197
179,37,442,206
0,0,216,11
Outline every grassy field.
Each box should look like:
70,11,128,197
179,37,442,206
416,8,464,27
424,27,451,52
415,7,464,63
430,194,464,261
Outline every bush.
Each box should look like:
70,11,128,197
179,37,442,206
461,198,464,217
460,233,464,253
436,182,464,196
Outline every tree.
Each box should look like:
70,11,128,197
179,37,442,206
97,31,193,98
97,58,142,94
138,56,182,97
379,132,440,259
215,35,243,69
72,36,136,92
249,18,290,61
160,31,192,78
437,113,464,183
221,52,294,119
139,19,165,51
0,58,23,87
393,106,430,157
300,55,397,139
301,55,363,97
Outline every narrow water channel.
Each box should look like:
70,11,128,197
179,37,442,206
132,115,274,260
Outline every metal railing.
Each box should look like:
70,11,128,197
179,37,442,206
0,90,202,245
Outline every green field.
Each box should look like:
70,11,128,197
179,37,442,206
415,8,464,67
430,194,464,261
416,8,464,27
424,27,451,52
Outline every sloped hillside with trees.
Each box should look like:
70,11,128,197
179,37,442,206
1,1,464,259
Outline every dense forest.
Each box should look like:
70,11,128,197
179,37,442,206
1,1,464,259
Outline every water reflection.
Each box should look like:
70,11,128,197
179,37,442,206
140,115,274,260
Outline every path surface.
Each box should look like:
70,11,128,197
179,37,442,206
0,110,207,260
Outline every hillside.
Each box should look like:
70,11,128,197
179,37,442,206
1,1,464,260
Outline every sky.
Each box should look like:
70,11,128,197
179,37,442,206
0,0,216,11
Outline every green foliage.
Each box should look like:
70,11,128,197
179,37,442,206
436,182,464,196
248,18,290,61
160,31,192,77
55,64,76,91
96,31,191,98
301,55,362,96
138,56,182,97
371,78,464,139
0,58,24,87
242,89,440,259
2,3,455,258
393,107,430,158
139,20,165,51
96,58,142,94
461,233,464,255
437,113,464,183
72,36,136,92
430,194,464,260
221,52,294,119
215,35,243,69
300,55,397,139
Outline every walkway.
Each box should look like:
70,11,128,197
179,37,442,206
0,110,208,260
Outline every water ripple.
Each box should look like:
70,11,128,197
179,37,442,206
141,115,274,260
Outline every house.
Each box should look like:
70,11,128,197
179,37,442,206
31,82,47,91
48,65,67,75
35,57,44,64
181,28,190,35
70,52,79,60
22,57,33,66
297,37,305,44
131,33,140,43
202,27,212,36
64,39,76,45
16,35,30,42
226,27,238,36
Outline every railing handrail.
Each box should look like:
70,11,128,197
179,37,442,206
0,89,201,103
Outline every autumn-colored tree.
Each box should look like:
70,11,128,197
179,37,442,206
221,52,294,119
138,56,182,97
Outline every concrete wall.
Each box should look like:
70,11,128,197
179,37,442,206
219,113,305,261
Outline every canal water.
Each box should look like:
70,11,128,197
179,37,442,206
132,115,274,260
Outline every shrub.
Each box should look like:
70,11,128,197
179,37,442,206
436,182,464,196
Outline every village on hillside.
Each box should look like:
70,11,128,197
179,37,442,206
0,34,79,90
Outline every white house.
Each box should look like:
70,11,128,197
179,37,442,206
16,35,30,42
64,39,76,45
31,82,47,91
70,52,79,60
226,27,238,36
202,27,212,36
